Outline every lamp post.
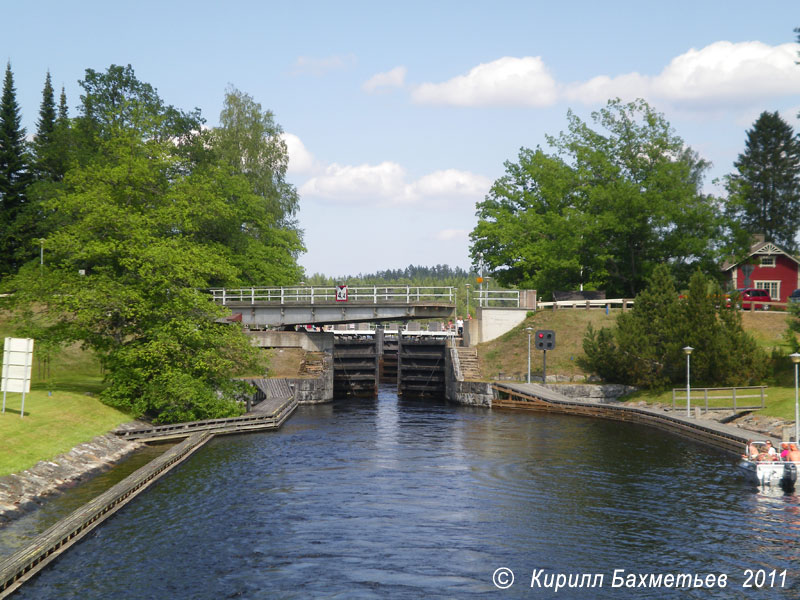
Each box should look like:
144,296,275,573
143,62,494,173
791,353,800,442
526,327,533,384
465,284,471,319
683,346,694,417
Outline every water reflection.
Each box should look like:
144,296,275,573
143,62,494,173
6,386,800,599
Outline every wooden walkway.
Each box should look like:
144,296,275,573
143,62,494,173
114,391,296,442
493,382,773,456
0,386,298,598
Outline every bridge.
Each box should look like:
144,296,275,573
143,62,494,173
211,286,460,328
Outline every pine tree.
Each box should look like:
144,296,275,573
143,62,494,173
724,111,800,251
58,86,68,121
31,71,57,181
0,62,31,275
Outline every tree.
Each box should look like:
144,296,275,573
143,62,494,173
74,64,203,161
471,99,722,298
2,67,309,423
724,111,800,252
582,266,767,388
31,71,57,181
206,86,304,284
0,62,32,276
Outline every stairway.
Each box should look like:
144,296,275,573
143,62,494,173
300,352,326,376
457,347,481,380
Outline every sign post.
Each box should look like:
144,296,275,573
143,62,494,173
2,337,35,418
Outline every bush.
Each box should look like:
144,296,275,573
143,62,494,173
582,266,768,388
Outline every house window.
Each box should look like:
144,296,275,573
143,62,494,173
760,256,776,267
755,280,780,300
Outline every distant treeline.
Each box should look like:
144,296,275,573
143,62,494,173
306,264,474,285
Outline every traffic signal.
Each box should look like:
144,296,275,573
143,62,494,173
535,329,555,350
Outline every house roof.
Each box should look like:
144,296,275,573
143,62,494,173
721,240,800,271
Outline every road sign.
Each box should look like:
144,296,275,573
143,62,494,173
336,285,348,302
2,337,34,418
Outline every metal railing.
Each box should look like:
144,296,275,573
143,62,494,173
671,386,767,413
537,298,634,310
210,286,456,305
473,289,520,307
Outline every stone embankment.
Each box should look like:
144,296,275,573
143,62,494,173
0,425,144,524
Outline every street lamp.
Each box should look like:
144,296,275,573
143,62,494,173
465,284,471,319
683,346,694,417
791,353,800,442
526,327,534,384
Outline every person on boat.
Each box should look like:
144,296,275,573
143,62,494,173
780,443,790,460
746,441,759,460
765,441,778,459
787,444,800,462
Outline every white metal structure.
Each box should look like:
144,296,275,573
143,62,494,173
211,286,458,305
2,337,34,419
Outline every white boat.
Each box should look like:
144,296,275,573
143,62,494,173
739,441,799,491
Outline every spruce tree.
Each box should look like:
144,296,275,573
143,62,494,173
0,62,31,275
31,71,57,180
724,111,800,251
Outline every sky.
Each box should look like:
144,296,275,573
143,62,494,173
3,1,800,278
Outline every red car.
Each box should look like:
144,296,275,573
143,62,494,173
727,288,772,311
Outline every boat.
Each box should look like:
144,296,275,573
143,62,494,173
739,441,799,492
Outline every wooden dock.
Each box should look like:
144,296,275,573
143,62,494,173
493,382,771,455
113,395,297,442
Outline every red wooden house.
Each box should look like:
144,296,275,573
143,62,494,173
722,236,800,304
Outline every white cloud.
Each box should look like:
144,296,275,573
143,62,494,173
435,228,468,242
566,41,800,108
300,161,408,203
292,54,357,76
300,163,490,206
281,133,319,175
408,42,800,111
362,66,407,93
411,56,559,107
406,169,491,201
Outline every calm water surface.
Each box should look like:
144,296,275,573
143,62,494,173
4,387,800,599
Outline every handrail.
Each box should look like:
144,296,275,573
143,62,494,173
473,289,520,307
671,386,767,413
537,298,634,309
210,286,456,305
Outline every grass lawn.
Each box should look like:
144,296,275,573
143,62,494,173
477,308,618,380
0,390,132,477
0,337,133,478
622,385,799,422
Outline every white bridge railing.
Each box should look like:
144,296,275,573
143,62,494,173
211,286,457,305
472,289,521,307
536,298,634,310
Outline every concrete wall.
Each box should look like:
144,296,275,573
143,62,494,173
287,373,334,404
247,330,334,352
475,307,530,344
542,383,636,402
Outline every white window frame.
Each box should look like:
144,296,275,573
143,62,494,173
754,280,780,300
760,256,776,267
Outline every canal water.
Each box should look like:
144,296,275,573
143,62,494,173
4,386,800,599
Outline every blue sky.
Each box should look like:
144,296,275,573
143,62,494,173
4,1,800,277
